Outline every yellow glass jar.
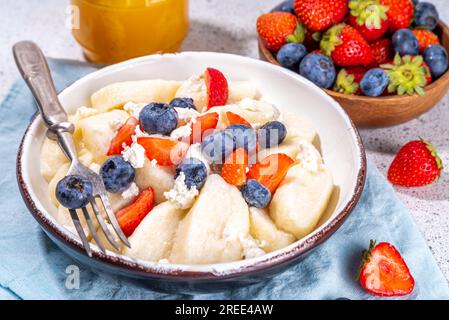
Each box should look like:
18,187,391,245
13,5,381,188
71,0,189,64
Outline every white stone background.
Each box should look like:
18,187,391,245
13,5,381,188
0,0,448,282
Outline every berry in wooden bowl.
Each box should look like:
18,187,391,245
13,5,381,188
258,0,449,128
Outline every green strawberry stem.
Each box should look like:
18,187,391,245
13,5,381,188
333,69,359,94
286,22,306,43
382,54,427,96
349,0,389,28
320,23,345,56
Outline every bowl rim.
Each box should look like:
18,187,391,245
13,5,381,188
16,51,367,280
258,19,449,102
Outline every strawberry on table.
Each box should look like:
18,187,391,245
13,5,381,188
294,0,348,33
190,112,219,144
359,240,415,297
116,187,155,237
348,0,390,43
320,23,375,67
379,0,414,32
204,67,229,110
257,12,303,52
107,117,139,156
222,148,248,187
388,139,443,187
370,38,393,65
413,29,440,53
226,111,251,127
247,153,294,194
137,137,189,166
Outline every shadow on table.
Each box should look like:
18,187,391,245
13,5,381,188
181,19,252,55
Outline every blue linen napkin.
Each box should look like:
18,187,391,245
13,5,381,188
0,59,448,300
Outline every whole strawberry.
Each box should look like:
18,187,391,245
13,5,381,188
370,38,393,65
320,23,375,67
413,29,440,53
257,12,303,52
294,0,348,33
348,0,390,43
388,139,443,187
380,0,414,32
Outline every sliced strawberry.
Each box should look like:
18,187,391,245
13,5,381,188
137,137,189,166
190,112,219,144
116,187,154,237
107,117,139,156
222,148,248,187
247,153,294,194
359,240,415,297
226,111,251,127
204,68,229,110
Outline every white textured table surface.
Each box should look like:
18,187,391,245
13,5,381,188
1,0,448,282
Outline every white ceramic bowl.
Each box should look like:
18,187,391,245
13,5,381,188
17,52,366,292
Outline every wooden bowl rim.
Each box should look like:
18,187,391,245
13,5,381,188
258,20,449,102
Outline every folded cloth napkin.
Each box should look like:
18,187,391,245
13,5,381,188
0,59,448,300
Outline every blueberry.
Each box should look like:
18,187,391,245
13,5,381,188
392,29,419,56
299,53,336,89
414,2,439,30
176,158,208,190
423,45,449,79
277,43,307,70
258,121,287,149
241,180,271,209
271,0,295,14
139,102,178,135
100,156,135,193
201,131,235,163
55,175,93,209
360,68,389,97
225,124,257,152
170,97,196,110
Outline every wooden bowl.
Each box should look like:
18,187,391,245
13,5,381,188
259,21,449,128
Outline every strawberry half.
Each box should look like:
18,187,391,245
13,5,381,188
107,117,139,156
247,153,294,194
190,112,219,144
222,148,248,187
226,111,251,127
388,139,443,187
380,0,414,32
359,240,415,297
348,0,389,43
137,137,189,166
257,12,303,52
294,0,348,33
413,29,440,53
116,187,155,237
320,23,375,67
204,68,229,110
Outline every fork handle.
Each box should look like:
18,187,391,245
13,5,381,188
13,41,78,162
13,41,69,128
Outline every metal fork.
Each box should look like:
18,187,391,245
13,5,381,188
13,41,131,256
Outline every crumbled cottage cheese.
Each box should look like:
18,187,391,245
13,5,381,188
89,163,101,174
157,258,170,264
149,159,158,167
185,143,211,173
174,107,200,123
164,172,199,209
170,124,192,140
239,234,266,259
237,98,280,122
121,182,139,200
121,142,146,168
123,101,147,118
297,140,323,173
175,75,207,111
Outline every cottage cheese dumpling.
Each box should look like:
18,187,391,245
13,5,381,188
123,201,186,262
170,174,250,264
